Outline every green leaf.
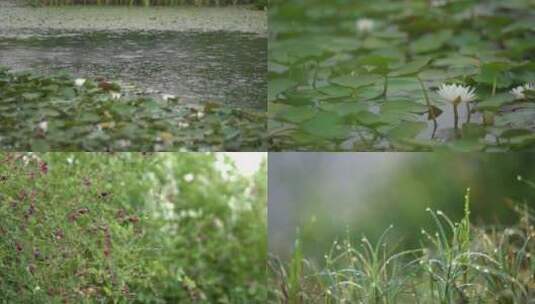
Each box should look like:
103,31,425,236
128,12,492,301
319,102,369,116
269,78,298,101
410,30,452,54
476,93,515,111
276,106,317,124
390,57,431,77
22,93,41,101
61,87,76,100
330,74,383,89
301,111,348,139
387,121,427,140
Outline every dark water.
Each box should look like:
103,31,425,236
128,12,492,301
0,30,267,110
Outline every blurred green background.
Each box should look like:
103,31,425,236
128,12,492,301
268,153,535,260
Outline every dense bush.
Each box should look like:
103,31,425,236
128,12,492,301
0,152,267,303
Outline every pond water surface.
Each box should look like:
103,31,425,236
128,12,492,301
0,30,267,110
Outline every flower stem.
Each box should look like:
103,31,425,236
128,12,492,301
453,103,460,136
492,76,497,96
417,76,438,139
465,102,471,124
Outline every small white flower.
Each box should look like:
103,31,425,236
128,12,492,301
161,94,176,101
356,18,375,33
196,111,205,119
437,83,476,104
510,83,534,100
184,173,194,182
38,121,48,132
110,91,121,100
74,78,86,87
178,122,190,128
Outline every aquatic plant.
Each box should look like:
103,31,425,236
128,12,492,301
269,185,535,303
0,67,266,151
269,0,535,151
436,83,476,132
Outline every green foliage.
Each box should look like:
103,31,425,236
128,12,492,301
270,184,535,303
0,152,267,303
269,0,535,151
0,68,266,151
28,0,265,7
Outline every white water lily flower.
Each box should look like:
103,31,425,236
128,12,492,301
74,78,86,87
110,91,121,100
356,18,375,33
510,83,534,100
38,121,48,132
161,94,176,101
437,83,476,104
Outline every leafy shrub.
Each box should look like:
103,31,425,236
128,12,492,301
0,152,267,303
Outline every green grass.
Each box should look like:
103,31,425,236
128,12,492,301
0,152,267,303
270,185,535,303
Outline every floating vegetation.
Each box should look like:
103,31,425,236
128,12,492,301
268,0,535,151
0,67,266,151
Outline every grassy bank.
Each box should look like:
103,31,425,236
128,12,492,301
270,183,535,303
